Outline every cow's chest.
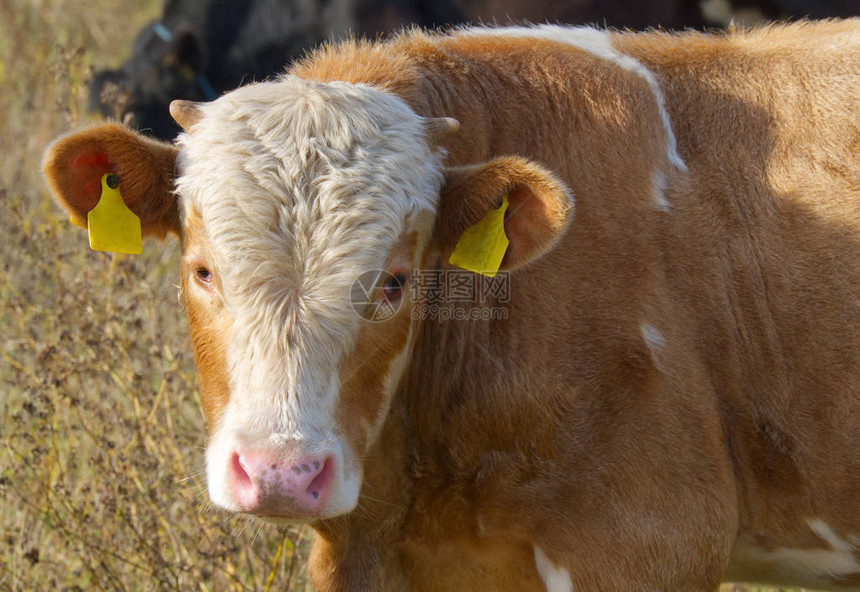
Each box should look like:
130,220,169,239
398,536,545,592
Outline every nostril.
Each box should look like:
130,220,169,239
306,457,333,502
231,452,252,490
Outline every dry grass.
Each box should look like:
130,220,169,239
0,1,311,590
0,1,817,590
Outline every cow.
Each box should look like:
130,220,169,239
45,20,860,591
91,0,715,140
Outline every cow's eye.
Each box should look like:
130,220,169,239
195,266,213,286
382,273,406,300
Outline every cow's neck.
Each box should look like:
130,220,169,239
311,311,552,587
310,395,416,589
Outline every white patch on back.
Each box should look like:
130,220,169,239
533,546,574,592
652,169,671,212
640,324,666,371
461,25,688,176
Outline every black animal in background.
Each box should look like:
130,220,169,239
90,0,858,139
90,0,467,138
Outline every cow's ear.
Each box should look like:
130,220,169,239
42,123,180,239
439,156,573,271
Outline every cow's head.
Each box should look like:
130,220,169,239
44,76,572,522
90,21,214,140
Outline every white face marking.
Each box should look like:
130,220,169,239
368,323,414,439
176,76,445,517
640,324,666,371
462,25,687,174
533,546,574,592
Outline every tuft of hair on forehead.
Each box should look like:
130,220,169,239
175,75,444,355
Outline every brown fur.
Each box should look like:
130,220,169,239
42,21,860,591
292,23,860,591
43,123,180,238
181,208,231,429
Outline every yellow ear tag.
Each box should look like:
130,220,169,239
448,195,509,278
87,173,143,255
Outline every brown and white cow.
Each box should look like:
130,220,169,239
44,21,860,591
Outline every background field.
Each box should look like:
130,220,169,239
0,1,814,590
